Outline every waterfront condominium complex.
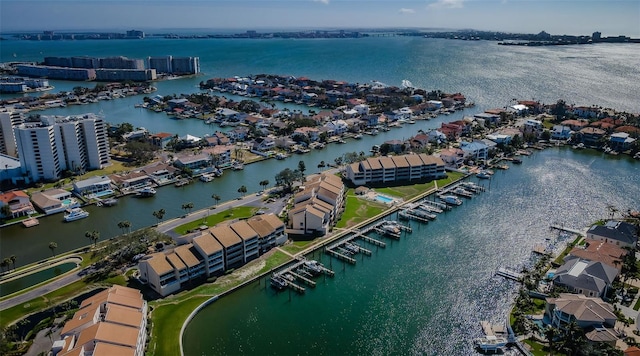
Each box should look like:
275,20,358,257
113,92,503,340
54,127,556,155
0,111,24,157
14,114,110,182
147,55,200,75
345,153,447,186
53,285,148,356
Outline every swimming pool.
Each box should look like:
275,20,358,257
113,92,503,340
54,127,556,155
94,189,114,198
62,198,73,205
374,194,394,204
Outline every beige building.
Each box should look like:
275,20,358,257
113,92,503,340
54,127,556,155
54,285,147,356
288,173,345,237
345,153,446,186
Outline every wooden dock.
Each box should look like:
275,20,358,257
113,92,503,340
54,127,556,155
496,267,522,281
22,217,39,228
289,271,316,288
550,224,584,236
326,248,357,264
358,234,386,248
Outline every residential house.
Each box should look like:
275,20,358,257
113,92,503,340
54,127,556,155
523,119,543,136
0,190,35,218
73,176,113,197
578,127,606,147
204,145,232,168
148,132,174,149
545,293,618,346
551,125,572,140
552,257,618,298
324,120,348,136
30,188,79,215
609,132,636,152
292,127,320,142
438,148,465,168
561,119,589,132
459,140,488,162
251,137,276,153
586,220,638,248
142,163,178,185
173,153,212,171
566,240,625,271
110,171,153,191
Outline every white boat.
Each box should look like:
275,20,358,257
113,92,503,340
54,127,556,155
136,187,157,197
440,195,462,206
200,173,214,182
474,335,508,352
353,134,363,139
232,162,244,170
64,208,89,222
476,171,491,179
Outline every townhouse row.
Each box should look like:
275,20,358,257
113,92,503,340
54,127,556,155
345,153,446,186
138,214,285,297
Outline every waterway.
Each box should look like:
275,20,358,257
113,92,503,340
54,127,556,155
0,262,77,297
183,147,639,355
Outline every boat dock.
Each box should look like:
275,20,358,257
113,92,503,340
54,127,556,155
420,199,450,211
22,217,39,228
398,209,433,223
550,224,584,236
272,258,335,293
532,243,552,256
496,267,522,281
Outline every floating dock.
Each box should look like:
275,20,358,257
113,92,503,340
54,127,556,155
22,217,39,228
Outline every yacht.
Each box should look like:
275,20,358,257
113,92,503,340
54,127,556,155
64,208,89,222
200,173,215,182
476,171,491,179
512,157,523,164
136,187,157,197
440,195,463,206
474,335,508,352
232,162,244,170
304,260,324,275
353,133,363,139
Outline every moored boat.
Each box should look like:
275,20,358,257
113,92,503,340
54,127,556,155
270,275,288,290
64,208,89,222
476,171,491,179
136,187,157,197
440,195,462,206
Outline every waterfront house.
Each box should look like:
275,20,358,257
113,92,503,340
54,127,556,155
142,163,178,185
54,285,147,356
173,153,212,171
31,188,79,215
561,119,589,132
609,132,636,152
474,113,501,126
551,125,572,140
545,293,618,346
110,171,153,191
571,106,600,119
288,174,345,237
204,145,232,168
586,220,638,248
578,127,606,147
324,120,348,136
0,190,35,218
73,176,113,197
552,258,618,298
438,148,465,168
251,137,276,153
292,127,320,142
523,119,543,136
459,140,489,162
566,240,625,271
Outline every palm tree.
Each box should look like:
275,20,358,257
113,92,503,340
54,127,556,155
544,325,559,355
152,209,166,224
182,202,194,215
49,242,58,257
211,194,221,208
117,221,131,234
9,255,16,271
85,230,100,247
259,180,269,191
1,258,10,272
238,185,247,198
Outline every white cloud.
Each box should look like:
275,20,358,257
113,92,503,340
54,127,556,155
428,0,465,9
399,8,416,14
313,0,330,4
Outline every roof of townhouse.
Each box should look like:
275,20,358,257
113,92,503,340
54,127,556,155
246,218,276,238
75,322,139,349
229,220,258,241
79,287,144,311
359,159,371,170
317,187,339,203
209,225,243,248
319,180,342,195
139,253,174,277
404,154,424,167
320,173,343,187
174,244,202,268
302,206,326,219
166,252,187,271
419,153,444,166
259,213,284,231
378,156,396,170
311,197,334,212
103,304,144,329
92,343,136,356
367,158,382,170
60,304,100,335
59,346,84,356
391,155,409,168
348,162,361,173
192,233,223,256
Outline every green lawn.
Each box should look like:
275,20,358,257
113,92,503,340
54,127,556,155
279,240,316,255
173,207,258,235
523,339,550,356
335,189,388,229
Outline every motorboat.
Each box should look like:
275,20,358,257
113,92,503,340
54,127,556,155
476,171,491,179
64,208,89,222
200,173,214,182
136,187,157,197
440,195,462,206
474,335,508,352
270,275,288,290
304,260,324,275
512,157,523,164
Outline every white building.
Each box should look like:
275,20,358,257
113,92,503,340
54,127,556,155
0,111,24,157
14,114,110,182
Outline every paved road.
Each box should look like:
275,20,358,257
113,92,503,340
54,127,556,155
0,269,84,311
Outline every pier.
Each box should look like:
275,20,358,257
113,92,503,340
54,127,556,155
550,224,585,236
325,248,357,264
496,267,522,281
398,209,433,223
420,200,450,211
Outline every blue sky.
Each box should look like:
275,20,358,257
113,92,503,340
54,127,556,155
1,0,639,37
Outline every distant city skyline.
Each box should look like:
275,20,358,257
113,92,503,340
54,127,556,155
1,0,639,37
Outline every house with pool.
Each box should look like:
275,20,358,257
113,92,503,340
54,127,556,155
31,188,80,215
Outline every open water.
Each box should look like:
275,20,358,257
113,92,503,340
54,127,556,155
1,36,639,354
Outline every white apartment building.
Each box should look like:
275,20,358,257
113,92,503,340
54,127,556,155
14,114,110,182
0,111,24,157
